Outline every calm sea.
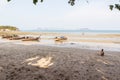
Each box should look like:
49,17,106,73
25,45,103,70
22,30,120,34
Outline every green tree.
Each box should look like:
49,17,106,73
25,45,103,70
7,0,120,11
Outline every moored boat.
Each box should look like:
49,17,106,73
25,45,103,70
54,36,67,41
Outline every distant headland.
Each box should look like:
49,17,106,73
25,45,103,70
0,26,19,31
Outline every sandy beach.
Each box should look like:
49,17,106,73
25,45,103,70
1,0,120,79
0,31,120,80
0,43,120,80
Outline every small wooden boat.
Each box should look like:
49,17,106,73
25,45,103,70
2,34,18,39
9,37,25,40
54,36,67,41
22,36,40,41
2,35,13,39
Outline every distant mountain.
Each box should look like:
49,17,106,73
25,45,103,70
78,28,90,30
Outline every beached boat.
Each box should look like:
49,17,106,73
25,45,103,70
54,36,67,41
22,36,40,41
2,35,13,39
9,37,25,40
1,34,18,39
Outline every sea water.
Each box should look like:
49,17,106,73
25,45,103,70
22,30,120,34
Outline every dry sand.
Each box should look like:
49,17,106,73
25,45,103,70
0,43,120,80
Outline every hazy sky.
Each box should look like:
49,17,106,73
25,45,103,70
0,0,120,30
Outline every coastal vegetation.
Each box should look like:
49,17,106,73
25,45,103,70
0,26,19,31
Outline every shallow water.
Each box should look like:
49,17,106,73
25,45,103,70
0,37,120,52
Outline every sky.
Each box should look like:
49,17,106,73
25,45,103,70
0,0,120,30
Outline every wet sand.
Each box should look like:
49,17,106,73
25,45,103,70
0,31,120,52
0,43,120,80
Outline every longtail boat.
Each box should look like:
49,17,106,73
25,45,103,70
1,34,18,39
22,36,40,41
54,36,67,41
2,35,13,39
9,37,25,40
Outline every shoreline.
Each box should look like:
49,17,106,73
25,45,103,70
0,31,120,52
0,39,120,52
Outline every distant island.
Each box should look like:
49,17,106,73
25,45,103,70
0,26,19,31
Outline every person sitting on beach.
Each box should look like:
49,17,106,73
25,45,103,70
100,49,104,56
